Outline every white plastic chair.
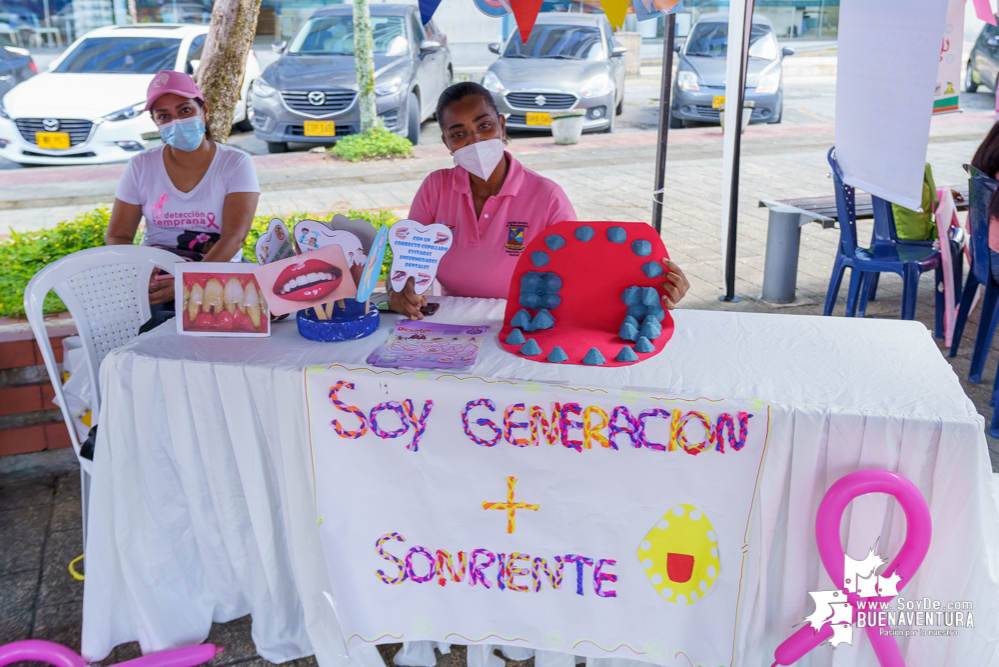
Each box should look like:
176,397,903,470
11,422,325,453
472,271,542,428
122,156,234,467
24,245,181,552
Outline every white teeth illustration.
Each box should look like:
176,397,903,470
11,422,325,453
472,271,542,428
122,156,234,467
279,271,336,296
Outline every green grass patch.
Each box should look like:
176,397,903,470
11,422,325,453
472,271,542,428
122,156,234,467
0,206,400,319
329,126,413,162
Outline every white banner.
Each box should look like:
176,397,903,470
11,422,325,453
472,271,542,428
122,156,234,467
304,365,771,666
933,0,964,114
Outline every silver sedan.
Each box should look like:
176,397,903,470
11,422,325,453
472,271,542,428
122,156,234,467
482,13,626,134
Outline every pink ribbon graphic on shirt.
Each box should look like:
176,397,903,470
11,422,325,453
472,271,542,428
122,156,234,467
150,193,167,222
772,469,931,667
206,212,218,229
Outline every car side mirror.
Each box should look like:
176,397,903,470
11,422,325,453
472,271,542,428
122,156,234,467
271,40,287,54
420,39,442,53
782,47,795,57
673,43,681,53
611,44,627,57
988,36,999,47
488,42,500,54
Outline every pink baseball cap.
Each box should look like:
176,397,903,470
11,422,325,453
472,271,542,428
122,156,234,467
145,70,204,111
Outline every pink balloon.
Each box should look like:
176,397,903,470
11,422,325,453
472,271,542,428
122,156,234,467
772,469,931,667
0,640,221,667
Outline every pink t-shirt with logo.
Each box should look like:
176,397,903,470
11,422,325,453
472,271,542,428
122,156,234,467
115,143,260,257
408,153,577,298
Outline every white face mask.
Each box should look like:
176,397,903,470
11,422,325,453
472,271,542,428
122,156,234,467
452,138,505,181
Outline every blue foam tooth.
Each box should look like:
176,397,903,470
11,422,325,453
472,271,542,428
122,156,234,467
575,226,595,242
547,346,568,363
639,321,661,340
642,261,664,278
626,305,646,320
519,291,541,309
623,315,639,328
646,303,666,322
531,309,555,330
622,286,642,306
634,336,655,353
505,328,526,345
616,346,639,362
531,251,550,267
607,226,627,243
510,309,533,330
582,348,606,365
545,235,566,251
520,339,542,356
619,322,639,341
641,287,659,306
632,239,652,257
521,272,542,290
641,316,663,334
541,273,562,291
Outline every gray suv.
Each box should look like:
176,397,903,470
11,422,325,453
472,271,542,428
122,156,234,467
250,4,452,153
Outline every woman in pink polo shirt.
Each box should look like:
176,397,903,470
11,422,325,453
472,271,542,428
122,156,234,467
390,82,688,319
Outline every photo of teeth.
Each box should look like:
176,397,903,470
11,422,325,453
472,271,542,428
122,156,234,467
278,271,338,296
178,270,270,336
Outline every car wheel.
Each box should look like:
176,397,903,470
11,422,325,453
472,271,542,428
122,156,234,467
447,65,453,85
669,112,683,129
267,142,288,154
407,92,421,145
601,103,615,133
616,96,624,116
967,61,979,93
235,93,254,132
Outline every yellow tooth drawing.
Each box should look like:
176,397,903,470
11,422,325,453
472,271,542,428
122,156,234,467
638,503,720,606
224,277,245,314
203,278,224,316
188,283,203,322
242,281,261,328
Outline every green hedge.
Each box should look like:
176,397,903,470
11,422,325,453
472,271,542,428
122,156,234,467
0,206,399,319
329,126,413,162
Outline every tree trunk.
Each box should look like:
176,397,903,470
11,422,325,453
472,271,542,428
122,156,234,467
352,0,377,133
195,0,261,144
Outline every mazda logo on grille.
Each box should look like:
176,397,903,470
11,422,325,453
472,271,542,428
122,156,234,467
535,95,547,107
42,118,60,131
307,91,326,106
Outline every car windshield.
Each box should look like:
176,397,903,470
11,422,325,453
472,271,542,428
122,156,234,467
503,24,604,60
684,22,778,60
289,15,408,56
53,37,181,73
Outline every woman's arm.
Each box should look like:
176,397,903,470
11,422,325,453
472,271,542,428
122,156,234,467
201,191,259,263
105,198,143,245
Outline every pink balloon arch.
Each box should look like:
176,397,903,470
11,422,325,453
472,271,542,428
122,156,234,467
772,469,932,667
0,640,222,667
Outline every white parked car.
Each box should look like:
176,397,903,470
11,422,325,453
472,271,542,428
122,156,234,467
0,24,259,166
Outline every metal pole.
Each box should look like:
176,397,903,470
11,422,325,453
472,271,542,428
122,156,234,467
651,12,676,235
720,0,755,302
818,0,824,37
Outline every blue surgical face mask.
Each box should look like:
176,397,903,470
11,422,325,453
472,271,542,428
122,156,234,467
160,115,206,152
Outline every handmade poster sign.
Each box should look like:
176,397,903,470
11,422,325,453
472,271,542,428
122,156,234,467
252,244,357,317
365,321,489,369
304,366,769,667
387,220,453,294
500,221,673,367
175,263,269,337
357,226,389,305
295,219,369,284
255,218,297,265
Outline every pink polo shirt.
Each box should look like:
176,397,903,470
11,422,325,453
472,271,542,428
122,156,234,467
408,153,577,298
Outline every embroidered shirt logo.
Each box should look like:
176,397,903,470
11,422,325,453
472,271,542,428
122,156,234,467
505,221,528,255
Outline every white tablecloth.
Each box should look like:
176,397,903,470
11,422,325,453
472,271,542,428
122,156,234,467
81,297,999,667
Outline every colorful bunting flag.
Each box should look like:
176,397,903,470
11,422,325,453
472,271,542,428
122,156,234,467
599,0,630,29
510,0,545,42
419,0,443,24
973,0,997,26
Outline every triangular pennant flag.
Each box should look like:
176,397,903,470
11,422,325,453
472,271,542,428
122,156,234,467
510,0,544,43
638,0,653,12
419,0,443,25
653,0,682,12
599,0,630,30
973,0,998,26
634,0,661,21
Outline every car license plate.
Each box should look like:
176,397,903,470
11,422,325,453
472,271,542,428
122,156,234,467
712,95,725,110
303,120,336,137
526,112,551,126
36,132,70,149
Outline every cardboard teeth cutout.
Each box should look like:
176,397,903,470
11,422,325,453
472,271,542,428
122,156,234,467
387,220,453,294
499,221,674,366
255,218,296,265
295,219,368,284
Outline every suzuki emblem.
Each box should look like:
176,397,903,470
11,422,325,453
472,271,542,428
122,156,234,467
535,95,547,107
42,118,60,131
307,91,326,106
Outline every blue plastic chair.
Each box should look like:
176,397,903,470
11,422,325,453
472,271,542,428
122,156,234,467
823,148,943,321
949,166,999,387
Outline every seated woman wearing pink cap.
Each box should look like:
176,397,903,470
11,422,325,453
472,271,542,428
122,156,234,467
105,70,260,306
389,82,689,319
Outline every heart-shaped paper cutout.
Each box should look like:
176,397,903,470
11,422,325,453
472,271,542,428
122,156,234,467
387,220,453,295
255,218,297,264
357,226,389,303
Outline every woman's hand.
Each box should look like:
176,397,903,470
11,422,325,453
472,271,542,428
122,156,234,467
148,271,175,305
388,277,427,320
661,259,689,310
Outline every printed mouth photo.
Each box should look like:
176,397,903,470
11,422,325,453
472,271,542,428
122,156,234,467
392,270,407,282
416,273,432,286
394,228,410,240
434,232,449,244
275,258,343,301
